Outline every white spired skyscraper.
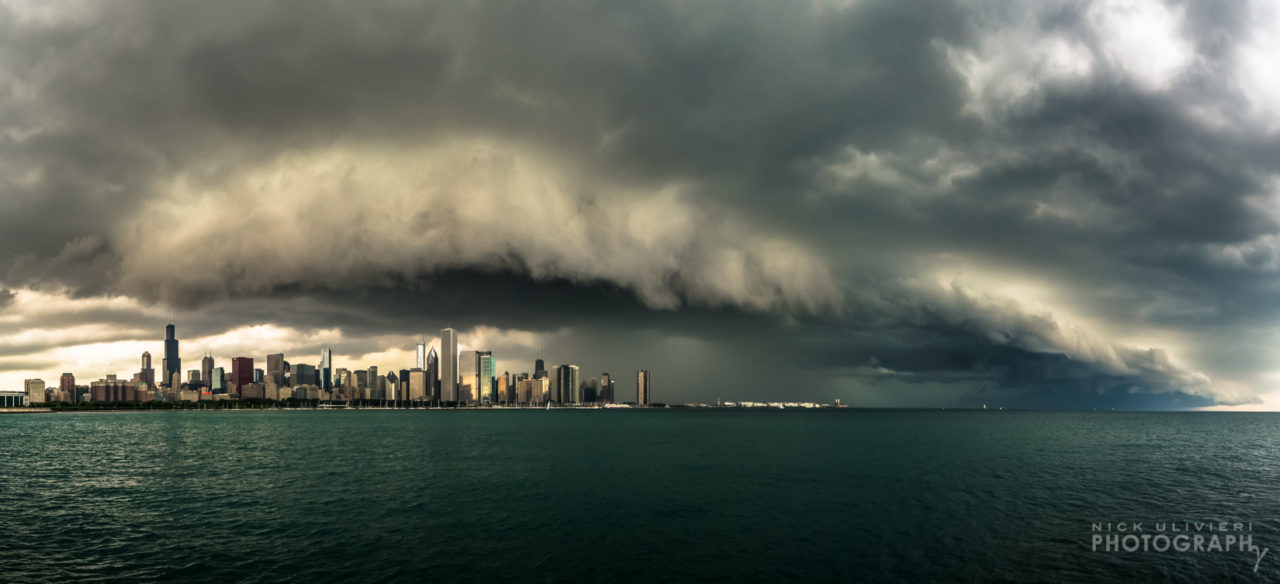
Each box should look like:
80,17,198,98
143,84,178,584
441,328,458,403
637,370,651,406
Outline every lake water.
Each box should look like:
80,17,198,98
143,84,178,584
3,409,1279,582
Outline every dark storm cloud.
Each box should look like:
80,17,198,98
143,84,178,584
1,0,1276,407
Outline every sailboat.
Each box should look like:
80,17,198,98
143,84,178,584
545,401,550,411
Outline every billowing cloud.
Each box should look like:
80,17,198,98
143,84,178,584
847,278,1232,403
113,143,844,315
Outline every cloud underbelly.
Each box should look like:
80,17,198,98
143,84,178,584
114,142,845,316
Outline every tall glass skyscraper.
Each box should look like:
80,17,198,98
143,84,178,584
475,351,494,403
416,340,426,369
164,323,180,388
441,329,457,402
555,364,580,404
319,348,333,391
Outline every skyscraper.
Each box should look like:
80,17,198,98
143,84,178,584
140,351,155,387
637,370,651,406
408,368,428,401
601,372,614,404
293,364,317,387
441,328,457,402
498,371,511,403
426,347,439,401
231,357,253,394
568,365,580,404
201,353,214,391
550,366,561,402
516,377,548,404
267,353,284,387
555,364,580,404
164,323,180,388
211,367,225,393
319,347,333,391
25,379,45,404
475,350,494,403
416,340,426,369
368,366,379,400
59,373,75,401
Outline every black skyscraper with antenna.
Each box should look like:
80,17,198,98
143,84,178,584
164,322,180,388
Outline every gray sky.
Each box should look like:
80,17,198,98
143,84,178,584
2,0,1278,409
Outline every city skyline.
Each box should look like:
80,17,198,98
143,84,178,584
1,1,1279,410
16,321,646,406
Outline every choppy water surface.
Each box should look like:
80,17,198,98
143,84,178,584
4,409,1280,582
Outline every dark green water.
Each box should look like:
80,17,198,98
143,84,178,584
3,410,1280,582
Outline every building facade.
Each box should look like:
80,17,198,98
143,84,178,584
267,353,284,387
24,379,45,404
408,368,428,401
59,373,76,402
0,391,28,408
293,364,317,387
